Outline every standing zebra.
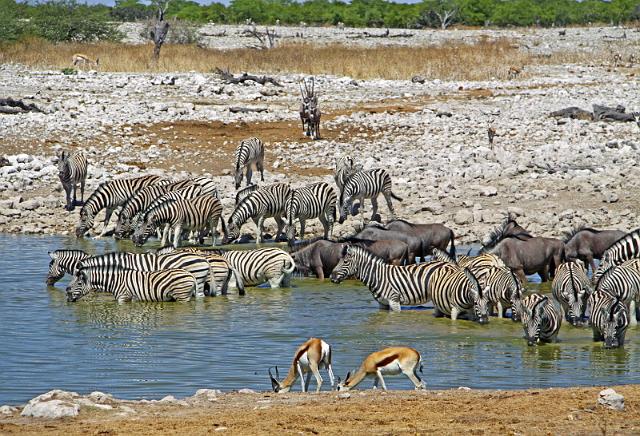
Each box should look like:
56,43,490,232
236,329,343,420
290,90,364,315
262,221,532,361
551,261,592,326
520,294,562,346
67,266,196,303
235,184,259,205
594,228,640,281
47,249,90,285
428,262,489,323
225,183,291,244
133,195,226,248
284,182,337,243
213,247,295,288
234,137,265,189
334,156,360,199
77,251,212,297
339,168,402,224
330,245,441,311
76,174,167,238
57,150,87,211
594,260,640,326
588,290,629,348
483,266,524,321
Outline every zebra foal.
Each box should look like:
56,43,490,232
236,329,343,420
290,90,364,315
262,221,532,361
551,260,592,326
284,182,337,243
57,150,87,211
520,294,562,346
234,137,265,189
67,266,197,303
339,169,402,224
588,290,629,348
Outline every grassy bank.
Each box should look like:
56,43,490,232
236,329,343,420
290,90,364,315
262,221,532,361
0,37,602,81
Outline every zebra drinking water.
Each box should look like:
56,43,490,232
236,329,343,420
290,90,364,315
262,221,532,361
212,247,295,289
46,249,90,285
56,150,88,211
594,260,640,326
588,289,629,348
284,182,337,243
551,260,592,326
520,294,562,345
483,266,524,321
234,137,265,189
338,168,402,224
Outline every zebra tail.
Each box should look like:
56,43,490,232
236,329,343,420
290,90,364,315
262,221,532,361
448,229,456,258
282,256,296,275
390,191,403,202
221,268,231,296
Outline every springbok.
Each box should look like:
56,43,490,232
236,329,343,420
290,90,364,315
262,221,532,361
268,338,335,393
507,66,522,79
336,347,424,391
72,53,99,70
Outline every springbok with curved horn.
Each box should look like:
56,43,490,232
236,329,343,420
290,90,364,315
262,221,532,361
336,346,424,391
268,338,335,393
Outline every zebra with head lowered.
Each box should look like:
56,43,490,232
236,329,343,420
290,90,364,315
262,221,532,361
77,251,212,297
225,183,291,244
67,266,196,303
339,168,402,224
234,137,265,189
284,182,337,243
594,228,640,282
483,266,525,321
56,150,88,211
520,294,562,346
299,77,321,140
213,247,295,289
76,174,167,238
47,249,90,285
551,260,592,326
594,259,640,326
588,290,629,348
133,195,226,248
334,156,360,200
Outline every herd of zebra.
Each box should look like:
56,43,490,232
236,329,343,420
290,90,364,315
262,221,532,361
51,142,640,354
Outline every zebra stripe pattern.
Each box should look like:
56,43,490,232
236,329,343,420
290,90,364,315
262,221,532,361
76,174,167,237
284,182,337,242
330,245,449,313
235,184,259,205
339,168,402,223
595,228,640,280
588,290,629,348
551,261,592,326
428,263,488,323
234,137,265,189
57,150,88,211
47,249,90,285
67,266,196,303
226,183,292,244
334,156,360,199
483,266,524,321
594,259,640,325
78,251,212,296
520,294,562,345
214,247,295,288
132,195,225,248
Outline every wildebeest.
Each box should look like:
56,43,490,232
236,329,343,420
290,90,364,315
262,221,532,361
481,214,532,247
371,219,455,261
483,217,565,283
563,226,626,273
348,224,422,264
291,238,409,280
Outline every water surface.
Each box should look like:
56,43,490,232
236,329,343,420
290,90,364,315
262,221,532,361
1,234,638,404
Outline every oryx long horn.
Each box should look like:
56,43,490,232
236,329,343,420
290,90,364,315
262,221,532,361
310,77,315,96
299,81,306,98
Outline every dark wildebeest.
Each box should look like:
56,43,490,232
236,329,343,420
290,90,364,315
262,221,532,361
483,218,565,283
563,226,626,274
481,214,532,246
378,219,455,261
349,225,422,264
291,238,409,280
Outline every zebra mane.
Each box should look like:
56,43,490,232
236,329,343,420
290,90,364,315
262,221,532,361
609,295,621,321
603,228,640,260
594,265,615,290
562,225,601,243
432,248,456,264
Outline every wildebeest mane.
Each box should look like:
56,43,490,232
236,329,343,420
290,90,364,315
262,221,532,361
562,225,601,243
289,236,326,253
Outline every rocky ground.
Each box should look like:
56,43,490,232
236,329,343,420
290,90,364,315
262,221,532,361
1,26,640,243
0,385,637,434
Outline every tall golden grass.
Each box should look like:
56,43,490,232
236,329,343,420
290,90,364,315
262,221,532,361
0,37,605,80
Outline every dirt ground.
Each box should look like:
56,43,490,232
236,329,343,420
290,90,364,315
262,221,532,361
2,385,638,435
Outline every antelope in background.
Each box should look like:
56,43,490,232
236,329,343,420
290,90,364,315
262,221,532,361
269,338,335,393
336,346,425,391
72,53,100,70
299,77,321,140
507,66,522,79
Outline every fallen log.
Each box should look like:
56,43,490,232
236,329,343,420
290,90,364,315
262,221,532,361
214,68,283,87
0,97,42,114
550,107,593,120
347,29,414,39
592,104,635,122
229,106,268,113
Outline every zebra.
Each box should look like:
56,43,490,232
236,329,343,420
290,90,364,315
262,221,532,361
594,228,640,281
213,247,295,289
594,260,640,326
133,195,226,248
338,169,402,224
234,137,265,189
551,260,592,326
66,266,196,303
235,184,259,205
428,262,489,323
334,156,361,201
284,182,337,243
47,249,90,285
329,245,442,311
76,174,167,238
77,251,212,297
483,266,524,321
588,290,629,348
520,294,562,346
56,150,88,211
225,183,292,244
